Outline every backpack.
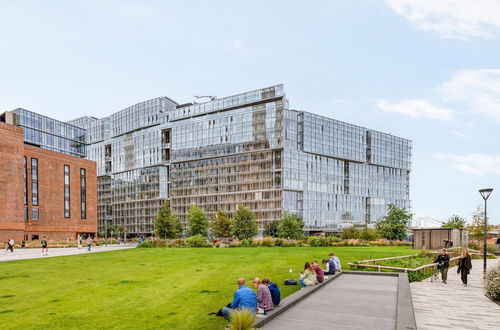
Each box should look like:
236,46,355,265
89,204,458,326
268,282,281,306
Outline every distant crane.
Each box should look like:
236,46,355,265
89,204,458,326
194,95,217,102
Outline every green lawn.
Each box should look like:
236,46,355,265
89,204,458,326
0,246,416,329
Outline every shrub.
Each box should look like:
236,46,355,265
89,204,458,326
485,263,500,301
229,309,255,330
250,239,261,247
487,245,496,254
274,238,284,246
261,237,275,247
136,241,154,248
241,239,252,247
468,242,480,250
359,228,380,241
341,227,361,239
186,234,209,247
229,241,242,248
169,239,186,248
307,237,321,247
282,239,300,247
344,239,360,246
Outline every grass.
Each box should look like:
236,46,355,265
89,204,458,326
0,246,416,329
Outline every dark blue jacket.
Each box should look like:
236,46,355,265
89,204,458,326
231,285,257,312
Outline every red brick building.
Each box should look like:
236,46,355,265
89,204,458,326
0,122,97,242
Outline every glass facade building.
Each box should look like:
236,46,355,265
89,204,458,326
70,85,411,235
9,108,86,158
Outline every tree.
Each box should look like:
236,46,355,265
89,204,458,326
263,221,279,237
441,215,466,229
276,211,304,239
375,204,412,241
467,206,492,241
154,201,182,239
210,209,233,239
232,205,258,240
187,205,209,237
115,224,124,239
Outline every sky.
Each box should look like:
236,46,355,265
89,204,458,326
1,0,499,225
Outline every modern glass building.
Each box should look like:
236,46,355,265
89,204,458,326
6,108,86,158
70,85,411,235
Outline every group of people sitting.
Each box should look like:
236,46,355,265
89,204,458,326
218,252,341,321
299,252,342,288
219,277,280,320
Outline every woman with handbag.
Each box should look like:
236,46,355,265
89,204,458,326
457,249,472,286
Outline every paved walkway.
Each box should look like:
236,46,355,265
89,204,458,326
411,258,500,330
264,274,399,330
0,244,136,262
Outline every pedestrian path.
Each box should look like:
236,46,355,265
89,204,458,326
0,244,136,262
264,274,400,330
411,258,500,330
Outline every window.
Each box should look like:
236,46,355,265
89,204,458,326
24,207,28,220
24,157,27,205
32,208,39,220
31,158,38,205
64,165,70,218
80,168,86,219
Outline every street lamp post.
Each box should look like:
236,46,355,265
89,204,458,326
479,188,493,279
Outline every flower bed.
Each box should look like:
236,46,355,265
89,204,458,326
136,236,412,248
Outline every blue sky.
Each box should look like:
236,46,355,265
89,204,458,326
1,0,499,224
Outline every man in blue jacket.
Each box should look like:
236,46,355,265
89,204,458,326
221,278,257,320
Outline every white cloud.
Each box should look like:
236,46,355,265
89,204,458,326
376,99,453,121
435,153,500,175
385,0,500,39
451,131,468,139
439,69,500,121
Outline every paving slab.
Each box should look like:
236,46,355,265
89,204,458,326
411,258,500,330
264,274,399,330
0,244,136,262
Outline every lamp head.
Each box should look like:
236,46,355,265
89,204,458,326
479,188,493,200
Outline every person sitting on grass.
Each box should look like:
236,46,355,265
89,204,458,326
323,253,336,275
252,277,273,313
221,278,257,320
299,262,318,288
312,261,324,283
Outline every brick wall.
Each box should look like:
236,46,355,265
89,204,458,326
0,122,98,242
0,123,24,242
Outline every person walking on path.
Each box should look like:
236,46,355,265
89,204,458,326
5,238,14,254
434,248,450,284
457,249,472,286
86,236,93,252
41,236,48,255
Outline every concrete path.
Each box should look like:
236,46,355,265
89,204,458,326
411,258,500,330
264,274,399,330
0,244,136,262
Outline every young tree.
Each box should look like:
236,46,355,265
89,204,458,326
210,209,233,239
441,215,466,229
277,211,304,239
467,206,491,241
154,201,182,239
232,205,258,240
187,205,209,237
375,204,412,241
115,224,124,239
263,221,279,237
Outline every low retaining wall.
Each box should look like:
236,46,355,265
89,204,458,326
254,271,416,330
